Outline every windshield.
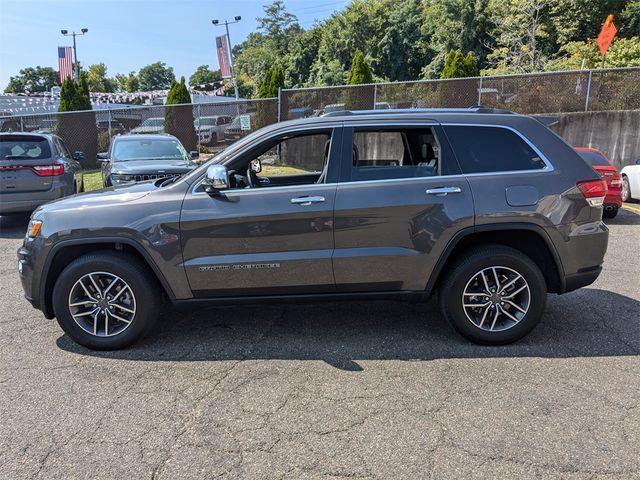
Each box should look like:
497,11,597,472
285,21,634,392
142,118,163,127
0,135,51,159
112,139,188,162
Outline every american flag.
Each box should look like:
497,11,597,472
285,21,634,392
58,47,74,83
216,35,232,79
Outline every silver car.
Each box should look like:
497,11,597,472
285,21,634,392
0,132,83,214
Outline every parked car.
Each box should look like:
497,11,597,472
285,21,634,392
1,132,83,214
195,115,233,145
19,108,609,350
224,113,256,142
575,147,622,218
98,134,198,187
322,103,345,114
130,117,164,135
620,159,640,202
96,119,126,135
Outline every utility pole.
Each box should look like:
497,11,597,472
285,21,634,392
61,28,88,79
212,17,241,101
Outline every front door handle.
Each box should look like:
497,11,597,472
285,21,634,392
426,186,462,196
291,196,325,206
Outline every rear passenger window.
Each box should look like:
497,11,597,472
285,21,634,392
445,126,547,174
350,127,441,181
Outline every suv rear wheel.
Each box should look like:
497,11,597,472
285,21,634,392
52,251,160,350
439,245,547,345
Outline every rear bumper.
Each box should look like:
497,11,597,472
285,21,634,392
563,266,602,293
604,194,622,208
0,197,49,214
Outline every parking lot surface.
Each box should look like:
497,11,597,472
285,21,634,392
0,209,638,479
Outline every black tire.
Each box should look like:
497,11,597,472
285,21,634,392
621,176,631,203
603,208,618,219
52,251,161,350
438,245,547,345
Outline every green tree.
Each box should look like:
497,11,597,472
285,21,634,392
620,1,640,37
57,76,97,168
4,66,59,93
441,49,479,78
164,77,197,151
283,27,322,87
545,36,640,70
347,50,374,84
138,62,175,91
189,65,222,90
114,72,140,93
257,64,283,98
257,0,301,52
484,0,549,74
86,63,115,92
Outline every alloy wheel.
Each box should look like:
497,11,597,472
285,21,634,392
68,271,136,337
461,266,531,332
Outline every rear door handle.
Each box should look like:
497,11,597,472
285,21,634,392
426,186,462,196
291,196,325,206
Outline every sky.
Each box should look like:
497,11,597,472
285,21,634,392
0,0,351,91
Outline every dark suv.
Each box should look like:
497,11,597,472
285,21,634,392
18,109,609,350
1,132,84,214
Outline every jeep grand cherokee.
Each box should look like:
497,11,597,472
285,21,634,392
17,108,609,350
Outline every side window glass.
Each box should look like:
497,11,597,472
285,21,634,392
350,127,440,181
445,126,547,174
254,132,330,178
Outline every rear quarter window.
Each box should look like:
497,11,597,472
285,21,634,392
445,126,547,174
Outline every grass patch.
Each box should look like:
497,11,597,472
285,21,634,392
82,170,103,192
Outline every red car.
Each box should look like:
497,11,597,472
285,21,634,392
575,147,622,219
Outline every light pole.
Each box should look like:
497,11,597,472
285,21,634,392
212,16,241,101
61,28,88,79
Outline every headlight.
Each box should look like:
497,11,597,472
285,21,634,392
111,174,135,184
26,219,42,239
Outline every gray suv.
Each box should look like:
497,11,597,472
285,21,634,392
1,132,84,214
17,109,609,350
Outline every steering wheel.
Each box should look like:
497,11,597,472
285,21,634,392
247,166,261,188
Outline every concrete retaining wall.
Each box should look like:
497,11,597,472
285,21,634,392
550,110,640,170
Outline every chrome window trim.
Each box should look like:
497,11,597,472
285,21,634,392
191,122,555,194
192,182,338,196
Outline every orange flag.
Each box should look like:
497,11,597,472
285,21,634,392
597,14,618,55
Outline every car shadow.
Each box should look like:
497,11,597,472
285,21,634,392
605,207,640,226
57,288,639,370
0,213,30,239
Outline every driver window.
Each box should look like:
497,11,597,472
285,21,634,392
229,131,332,189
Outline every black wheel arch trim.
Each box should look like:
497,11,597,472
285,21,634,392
39,236,176,319
424,223,566,296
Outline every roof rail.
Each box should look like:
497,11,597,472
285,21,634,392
321,106,514,117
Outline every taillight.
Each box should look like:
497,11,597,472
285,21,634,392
577,179,608,207
610,173,622,187
31,164,65,176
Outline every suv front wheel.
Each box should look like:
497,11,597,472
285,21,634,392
439,245,547,345
52,251,160,350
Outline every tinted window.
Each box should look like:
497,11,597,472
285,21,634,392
112,139,188,162
351,127,440,181
577,150,610,167
0,135,51,160
445,126,546,174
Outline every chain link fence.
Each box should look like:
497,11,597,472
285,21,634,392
0,99,278,169
0,67,638,169
281,67,640,119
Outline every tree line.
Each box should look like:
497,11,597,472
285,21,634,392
4,0,640,97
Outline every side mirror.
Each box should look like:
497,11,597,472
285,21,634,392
202,165,229,195
190,150,199,160
250,158,262,173
72,151,84,161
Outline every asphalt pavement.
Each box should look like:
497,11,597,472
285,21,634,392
0,208,638,479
